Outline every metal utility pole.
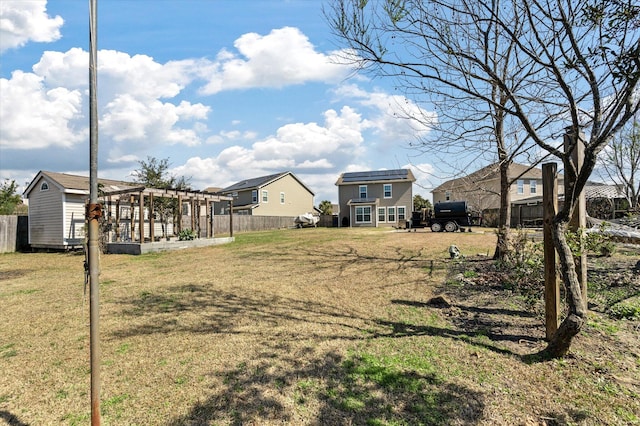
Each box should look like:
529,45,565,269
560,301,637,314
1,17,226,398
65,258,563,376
87,0,101,424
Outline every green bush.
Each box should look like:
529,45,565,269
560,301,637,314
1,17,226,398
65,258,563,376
566,223,615,257
178,229,197,241
609,300,640,320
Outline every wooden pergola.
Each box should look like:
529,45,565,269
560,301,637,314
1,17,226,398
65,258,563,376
100,186,234,243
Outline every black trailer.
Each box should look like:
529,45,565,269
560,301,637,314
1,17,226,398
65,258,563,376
409,201,481,232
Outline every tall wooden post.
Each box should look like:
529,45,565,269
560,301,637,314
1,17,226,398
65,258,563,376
177,195,183,234
229,200,234,237
138,192,144,243
115,199,120,241
564,130,588,308
543,163,560,339
149,193,154,242
207,200,213,238
130,195,135,238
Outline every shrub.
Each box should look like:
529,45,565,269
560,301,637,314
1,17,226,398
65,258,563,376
178,229,197,241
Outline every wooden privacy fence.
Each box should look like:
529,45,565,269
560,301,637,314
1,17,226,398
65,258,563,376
210,215,296,235
0,215,29,253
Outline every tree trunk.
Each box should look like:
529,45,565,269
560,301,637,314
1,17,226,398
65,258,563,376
540,219,587,358
493,160,511,261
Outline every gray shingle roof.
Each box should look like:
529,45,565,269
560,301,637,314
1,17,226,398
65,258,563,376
25,171,138,195
222,172,287,192
221,171,314,195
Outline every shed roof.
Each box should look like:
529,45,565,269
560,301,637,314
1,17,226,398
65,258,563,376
336,169,416,185
24,170,232,202
24,170,139,196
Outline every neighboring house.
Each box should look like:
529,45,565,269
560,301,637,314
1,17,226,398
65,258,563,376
219,171,316,216
335,169,415,227
511,183,629,226
23,171,141,249
431,162,565,212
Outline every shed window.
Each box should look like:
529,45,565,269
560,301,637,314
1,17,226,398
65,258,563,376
383,184,392,198
40,181,49,191
359,185,368,199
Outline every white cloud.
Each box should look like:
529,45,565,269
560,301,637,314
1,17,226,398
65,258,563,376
0,0,63,52
199,27,353,94
0,70,84,149
168,106,370,200
334,84,437,144
2,48,211,156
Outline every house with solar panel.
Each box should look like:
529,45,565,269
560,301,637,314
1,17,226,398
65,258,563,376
218,171,316,216
335,169,416,227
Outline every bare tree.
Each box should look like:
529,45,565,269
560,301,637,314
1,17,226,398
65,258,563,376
327,0,640,357
598,116,640,209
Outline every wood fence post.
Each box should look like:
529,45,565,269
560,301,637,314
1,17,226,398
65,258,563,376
543,163,560,339
177,195,183,235
138,192,144,243
149,193,154,242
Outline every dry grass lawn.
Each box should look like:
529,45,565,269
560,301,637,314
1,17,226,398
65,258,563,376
0,227,638,425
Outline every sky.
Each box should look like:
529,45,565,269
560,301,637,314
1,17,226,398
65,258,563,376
0,0,443,204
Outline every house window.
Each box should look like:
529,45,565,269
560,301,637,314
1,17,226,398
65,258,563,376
40,181,49,191
182,204,189,216
359,185,368,199
280,192,285,204
262,190,268,203
445,191,451,201
383,184,392,198
388,207,396,223
398,206,406,221
530,180,537,194
517,179,524,194
378,207,386,222
355,206,372,223
252,190,258,203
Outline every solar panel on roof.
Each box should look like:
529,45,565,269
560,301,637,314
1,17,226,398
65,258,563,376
342,169,408,182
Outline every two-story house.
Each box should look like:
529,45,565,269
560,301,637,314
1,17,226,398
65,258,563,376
431,162,565,210
335,169,415,227
219,171,315,216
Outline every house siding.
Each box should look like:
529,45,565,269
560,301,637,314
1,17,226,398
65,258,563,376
63,195,87,246
338,179,413,228
223,173,315,217
255,174,314,216
28,177,65,247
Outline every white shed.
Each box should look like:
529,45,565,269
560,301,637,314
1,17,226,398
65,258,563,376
23,171,138,250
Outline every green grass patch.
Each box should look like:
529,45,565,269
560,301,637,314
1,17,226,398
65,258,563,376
102,393,130,417
1,343,17,358
62,412,90,426
609,297,640,320
116,343,131,355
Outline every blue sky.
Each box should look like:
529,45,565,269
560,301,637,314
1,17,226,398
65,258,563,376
0,0,439,203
